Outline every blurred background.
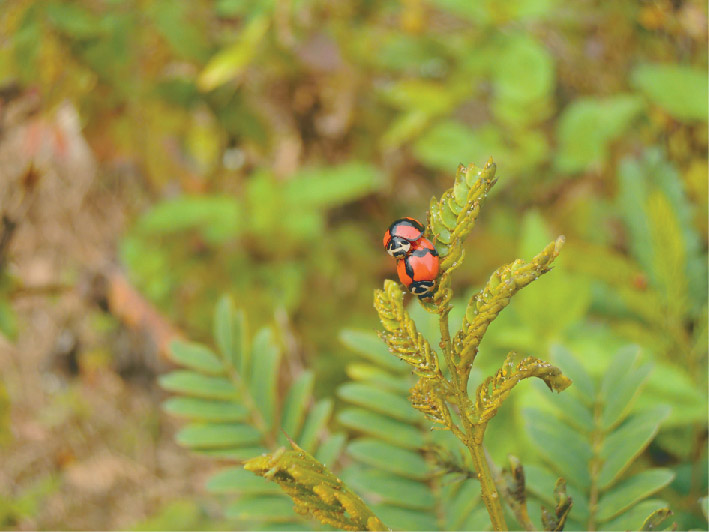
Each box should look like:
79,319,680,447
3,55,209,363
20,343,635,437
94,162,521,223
0,0,706,530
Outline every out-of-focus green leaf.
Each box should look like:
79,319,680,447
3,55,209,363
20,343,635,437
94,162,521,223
159,371,238,400
284,163,385,209
345,364,412,394
442,478,482,530
617,150,707,314
513,211,592,337
314,432,346,468
176,423,261,448
523,408,592,489
207,466,281,494
163,397,247,422
599,346,653,430
298,399,332,453
338,409,424,449
0,299,17,341
549,344,595,403
224,495,298,522
337,383,420,423
45,2,102,38
700,496,708,521
346,439,429,480
198,15,270,91
603,499,669,531
493,34,554,105
280,371,314,442
249,328,280,428
601,360,653,430
414,121,510,173
555,95,644,173
340,329,408,373
136,195,242,244
214,296,248,372
598,406,671,490
596,469,675,523
371,504,437,531
169,340,223,374
631,63,708,122
342,465,434,509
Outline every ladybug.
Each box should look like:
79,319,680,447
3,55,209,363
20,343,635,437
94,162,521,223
383,217,425,258
396,237,440,299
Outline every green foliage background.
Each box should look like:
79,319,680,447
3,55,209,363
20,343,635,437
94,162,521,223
0,0,707,530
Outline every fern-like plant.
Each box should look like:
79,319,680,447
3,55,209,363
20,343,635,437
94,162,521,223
159,298,346,529
523,345,676,531
160,159,672,532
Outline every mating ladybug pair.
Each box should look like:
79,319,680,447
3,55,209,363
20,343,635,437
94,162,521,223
383,217,440,299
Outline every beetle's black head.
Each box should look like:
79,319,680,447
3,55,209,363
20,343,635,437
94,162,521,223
386,236,411,258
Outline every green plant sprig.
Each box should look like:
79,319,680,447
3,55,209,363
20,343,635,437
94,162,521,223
244,440,388,532
375,159,572,531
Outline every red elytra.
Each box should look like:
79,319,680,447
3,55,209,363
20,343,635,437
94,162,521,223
396,237,440,298
382,217,424,248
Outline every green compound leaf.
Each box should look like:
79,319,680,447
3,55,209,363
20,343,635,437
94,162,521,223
337,408,424,450
163,397,247,422
524,345,674,530
454,237,565,369
162,299,343,529
596,469,675,523
244,442,388,531
346,438,429,480
169,340,223,374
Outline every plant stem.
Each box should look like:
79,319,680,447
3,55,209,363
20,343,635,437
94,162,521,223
440,309,507,531
469,430,508,531
439,309,456,385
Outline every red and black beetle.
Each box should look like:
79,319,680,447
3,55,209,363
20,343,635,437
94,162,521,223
382,217,425,258
396,237,440,299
